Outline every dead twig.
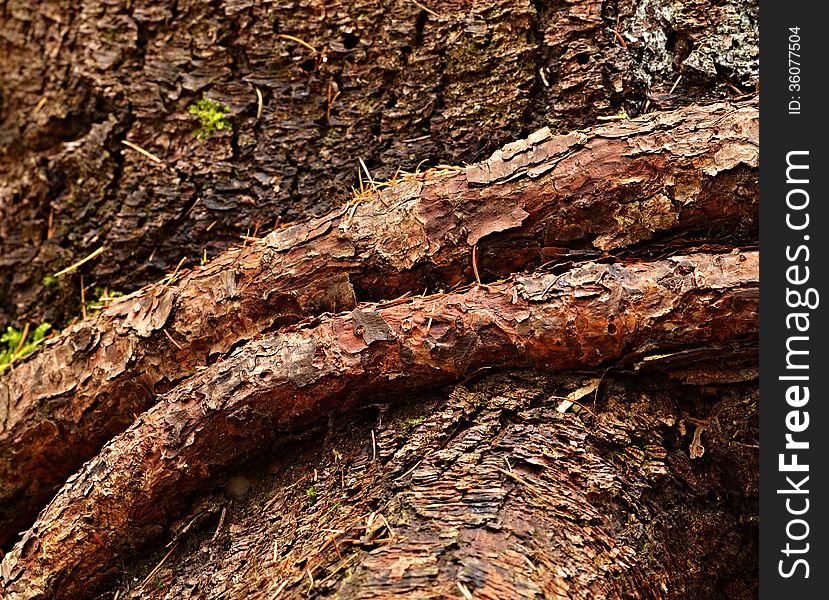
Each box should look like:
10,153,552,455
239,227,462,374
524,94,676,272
80,275,87,320
472,244,482,286
163,329,183,350
277,34,318,55
138,542,179,591
408,0,440,18
211,506,227,542
669,74,683,95
611,29,628,49
255,87,264,120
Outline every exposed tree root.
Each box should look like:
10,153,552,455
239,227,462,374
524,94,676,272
0,250,757,598
0,101,758,546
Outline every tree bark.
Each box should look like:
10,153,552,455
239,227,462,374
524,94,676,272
93,370,754,600
0,0,758,328
0,0,760,597
0,250,757,599
0,99,758,547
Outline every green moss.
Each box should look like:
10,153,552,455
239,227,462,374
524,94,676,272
188,97,232,139
396,415,426,441
0,322,53,372
42,275,59,289
85,287,124,317
306,485,318,506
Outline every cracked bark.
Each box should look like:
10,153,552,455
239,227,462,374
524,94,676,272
0,0,760,597
0,0,758,328
0,250,758,599
0,100,757,547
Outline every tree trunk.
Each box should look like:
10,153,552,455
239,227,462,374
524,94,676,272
0,0,759,598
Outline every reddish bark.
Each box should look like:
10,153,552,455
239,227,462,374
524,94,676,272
0,0,758,329
0,250,757,599
0,1,761,597
0,100,757,546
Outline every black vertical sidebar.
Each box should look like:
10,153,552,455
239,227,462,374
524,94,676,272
760,4,828,598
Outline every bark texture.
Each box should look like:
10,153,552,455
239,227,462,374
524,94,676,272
0,0,758,328
0,250,758,599
0,0,761,597
0,99,758,547
95,371,756,600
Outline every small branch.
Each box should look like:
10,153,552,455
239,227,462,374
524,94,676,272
52,246,105,278
276,34,318,54
121,140,163,165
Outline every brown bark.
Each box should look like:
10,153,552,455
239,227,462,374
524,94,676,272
0,1,761,595
0,250,758,599
0,99,758,547
0,0,758,328
104,371,756,600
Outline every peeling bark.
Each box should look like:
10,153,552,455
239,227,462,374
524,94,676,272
0,370,760,600
0,0,761,597
0,100,758,546
0,0,759,328
0,251,758,599
107,371,756,600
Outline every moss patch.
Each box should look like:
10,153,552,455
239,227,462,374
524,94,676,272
188,98,232,139
0,322,53,372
